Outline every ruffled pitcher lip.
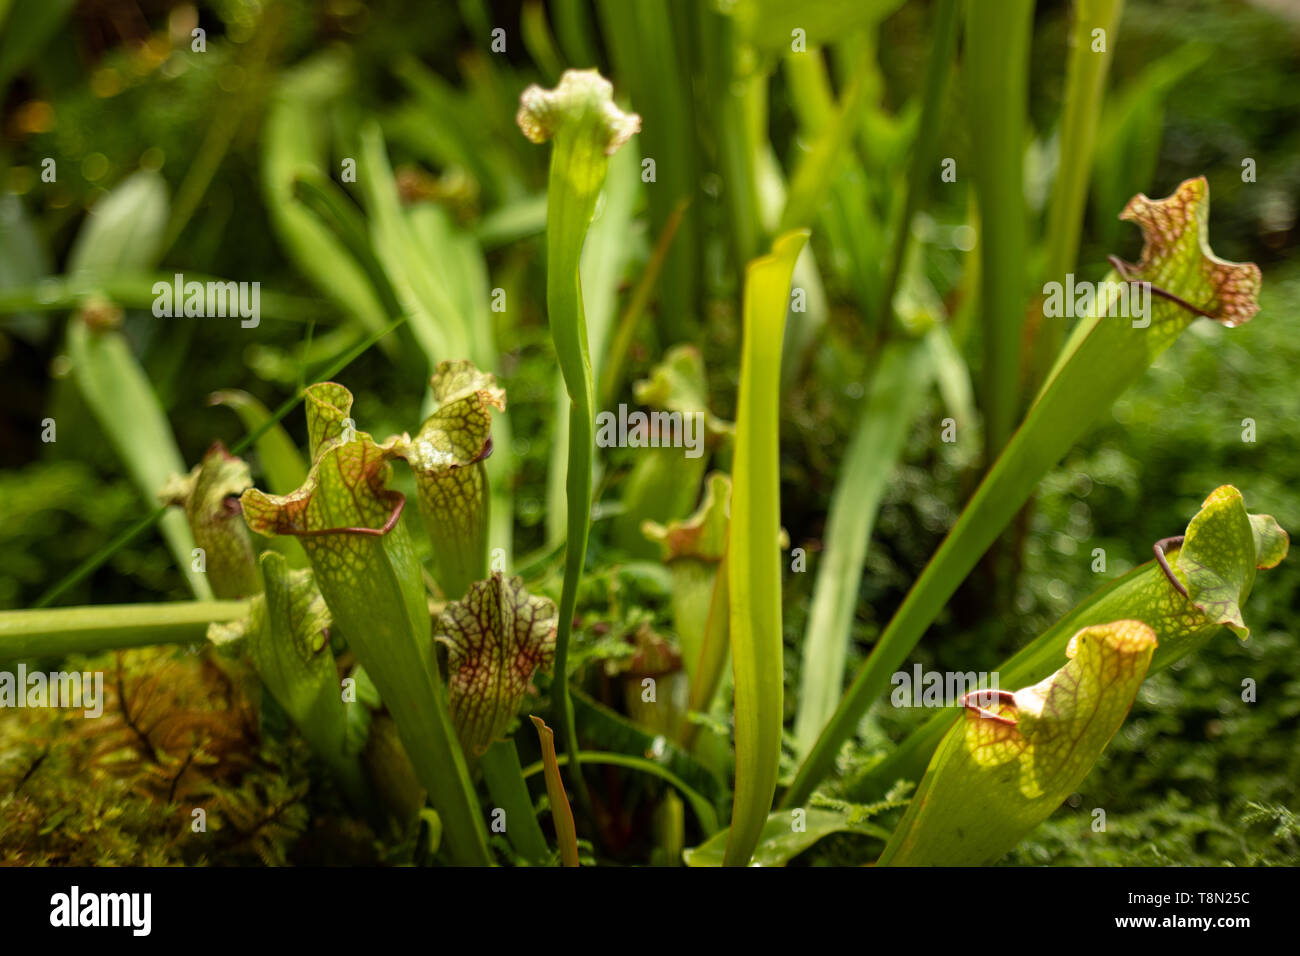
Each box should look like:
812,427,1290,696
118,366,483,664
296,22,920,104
284,491,408,538
394,432,495,476
962,689,1019,726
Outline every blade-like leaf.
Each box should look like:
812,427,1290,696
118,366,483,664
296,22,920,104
530,716,580,867
261,54,391,345
62,171,212,602
67,171,168,278
793,338,933,757
357,123,470,366
596,0,698,343
480,739,552,865
1030,0,1125,389
726,228,809,866
966,0,1035,461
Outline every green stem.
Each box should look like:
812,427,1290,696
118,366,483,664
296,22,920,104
0,601,249,661
522,750,719,835
546,124,599,809
518,71,641,808
481,738,552,865
0,275,321,323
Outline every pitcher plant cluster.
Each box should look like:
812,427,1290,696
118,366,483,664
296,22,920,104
0,0,1290,868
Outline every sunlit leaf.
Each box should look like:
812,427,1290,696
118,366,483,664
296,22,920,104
856,485,1288,799
1174,485,1286,638
877,620,1158,866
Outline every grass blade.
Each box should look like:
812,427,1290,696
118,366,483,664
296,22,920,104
598,0,699,342
262,54,392,347
522,748,719,836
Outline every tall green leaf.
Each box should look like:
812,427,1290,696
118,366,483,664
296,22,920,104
965,0,1035,463
725,229,808,866
517,69,641,797
793,339,933,756
64,171,212,600
261,54,391,346
1029,0,1125,390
